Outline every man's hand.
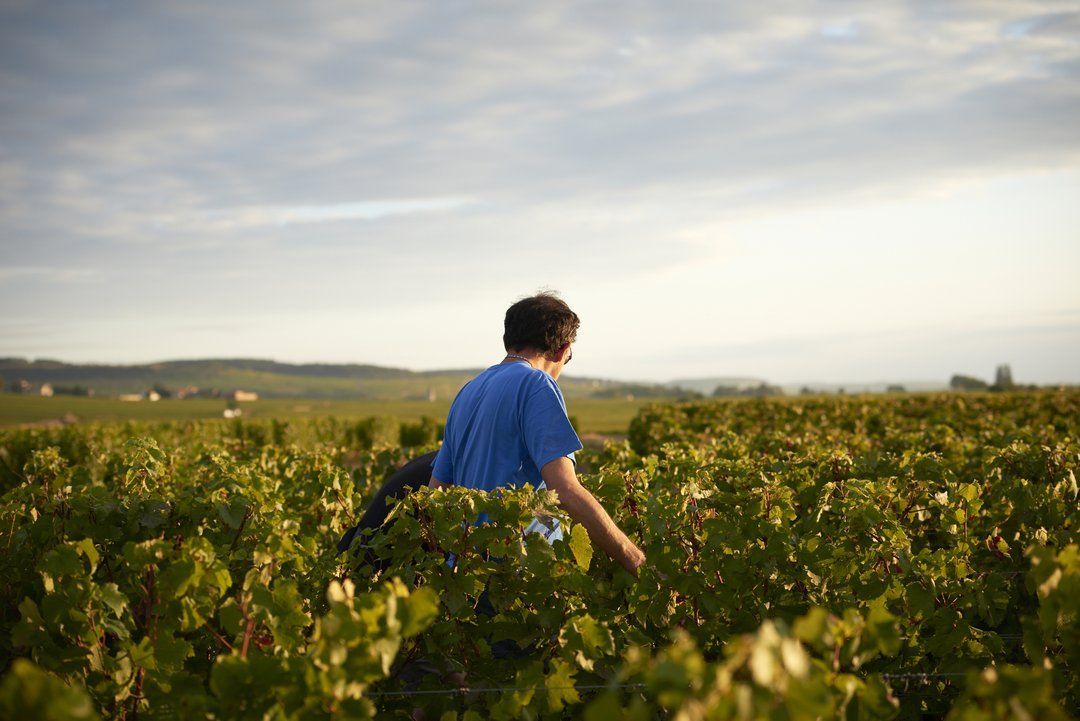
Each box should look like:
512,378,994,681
540,456,646,575
428,473,449,490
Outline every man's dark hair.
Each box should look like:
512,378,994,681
503,291,580,354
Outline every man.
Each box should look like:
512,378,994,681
428,292,645,575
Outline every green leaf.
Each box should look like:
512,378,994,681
154,634,192,672
399,587,439,638
130,637,157,670
560,614,615,671
208,655,248,699
216,500,248,529
74,539,99,574
0,659,100,721
12,599,46,648
957,482,980,502
41,546,83,579
158,557,198,598
569,524,593,571
793,607,830,650
544,659,580,712
905,583,935,619
976,574,1010,627
98,584,128,617
584,693,623,721
866,597,901,657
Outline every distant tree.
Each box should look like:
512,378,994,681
713,383,783,398
594,383,694,400
799,386,814,395
54,385,93,397
400,415,440,447
950,374,989,391
991,364,1015,391
747,382,784,397
886,384,906,393
152,383,173,399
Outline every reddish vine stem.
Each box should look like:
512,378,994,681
203,621,235,652
127,567,158,720
229,507,254,553
240,613,254,660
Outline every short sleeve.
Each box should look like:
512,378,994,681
522,377,583,472
432,440,454,485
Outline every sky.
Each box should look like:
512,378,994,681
1,1,1078,384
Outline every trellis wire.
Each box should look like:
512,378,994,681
364,671,981,698
366,683,645,698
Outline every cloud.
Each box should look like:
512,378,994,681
160,197,475,231
1003,11,1080,39
3,1,1076,229
0,266,101,282
820,19,861,40
0,1,1077,375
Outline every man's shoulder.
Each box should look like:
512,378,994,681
460,363,563,403
530,369,563,394
481,362,553,385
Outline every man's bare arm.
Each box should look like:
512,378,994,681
540,456,645,575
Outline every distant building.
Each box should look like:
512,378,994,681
223,408,243,418
39,383,54,397
175,386,200,399
14,379,32,394
118,394,144,402
147,391,161,402
229,390,259,402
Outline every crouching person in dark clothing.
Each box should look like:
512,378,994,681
336,449,521,720
335,449,530,660
336,450,439,568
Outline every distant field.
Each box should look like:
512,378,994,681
0,394,661,435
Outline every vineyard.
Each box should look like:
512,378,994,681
0,392,1076,719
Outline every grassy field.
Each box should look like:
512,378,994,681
0,394,660,435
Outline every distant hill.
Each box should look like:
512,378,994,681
0,358,957,401
0,357,682,401
779,381,948,394
665,377,766,395
668,376,950,396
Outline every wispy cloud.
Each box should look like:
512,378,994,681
0,266,101,282
159,197,475,231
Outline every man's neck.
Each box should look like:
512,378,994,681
503,349,561,380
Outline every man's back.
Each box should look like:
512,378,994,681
432,360,582,493
426,290,644,574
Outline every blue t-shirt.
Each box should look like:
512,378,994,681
432,360,582,494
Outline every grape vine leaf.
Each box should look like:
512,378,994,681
570,524,593,571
